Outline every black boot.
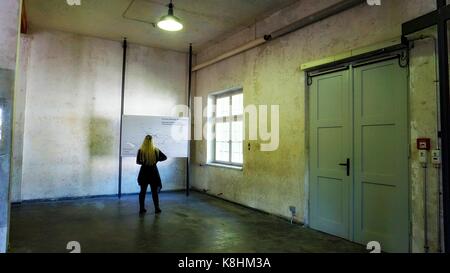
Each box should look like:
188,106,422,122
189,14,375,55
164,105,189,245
151,187,161,214
139,184,149,214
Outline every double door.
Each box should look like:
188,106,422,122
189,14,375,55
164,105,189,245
309,58,409,253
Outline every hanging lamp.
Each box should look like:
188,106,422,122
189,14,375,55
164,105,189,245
157,1,183,32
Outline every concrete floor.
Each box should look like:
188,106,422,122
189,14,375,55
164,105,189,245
9,192,365,253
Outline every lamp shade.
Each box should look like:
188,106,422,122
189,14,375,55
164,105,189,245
157,3,183,32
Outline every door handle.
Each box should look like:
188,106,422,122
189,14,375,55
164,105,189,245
339,158,350,176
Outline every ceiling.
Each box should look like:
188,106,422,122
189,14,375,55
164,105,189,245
24,0,299,53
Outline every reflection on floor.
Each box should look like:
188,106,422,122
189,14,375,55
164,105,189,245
9,192,365,253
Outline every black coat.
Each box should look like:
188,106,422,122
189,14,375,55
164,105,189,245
136,149,167,188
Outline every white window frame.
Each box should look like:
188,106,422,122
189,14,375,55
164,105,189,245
210,89,243,167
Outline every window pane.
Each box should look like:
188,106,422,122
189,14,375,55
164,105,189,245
215,141,229,162
232,94,243,115
216,96,230,117
216,122,230,142
232,121,243,142
231,142,243,164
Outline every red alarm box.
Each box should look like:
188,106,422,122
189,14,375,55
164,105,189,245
417,138,431,151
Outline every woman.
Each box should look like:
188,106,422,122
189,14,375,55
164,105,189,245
136,135,167,214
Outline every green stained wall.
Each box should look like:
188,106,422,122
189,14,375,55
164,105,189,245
192,0,440,252
409,32,441,253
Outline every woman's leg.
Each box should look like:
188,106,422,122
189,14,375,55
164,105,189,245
150,184,161,212
139,184,149,212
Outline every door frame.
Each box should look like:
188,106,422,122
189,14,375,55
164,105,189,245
305,49,411,251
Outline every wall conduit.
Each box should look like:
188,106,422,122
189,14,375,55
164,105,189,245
192,0,366,72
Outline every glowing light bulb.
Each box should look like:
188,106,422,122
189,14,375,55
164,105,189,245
157,3,183,32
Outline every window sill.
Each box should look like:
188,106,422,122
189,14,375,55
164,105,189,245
203,162,243,171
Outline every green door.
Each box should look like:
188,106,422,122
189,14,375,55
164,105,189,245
353,59,409,253
309,70,353,240
309,58,409,252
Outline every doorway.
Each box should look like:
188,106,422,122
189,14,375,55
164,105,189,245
308,58,410,253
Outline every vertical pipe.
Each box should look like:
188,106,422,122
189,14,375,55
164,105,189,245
118,38,127,199
187,44,193,196
424,165,429,253
430,35,444,253
436,4,450,253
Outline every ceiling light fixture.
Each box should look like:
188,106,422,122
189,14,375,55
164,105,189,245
157,0,183,32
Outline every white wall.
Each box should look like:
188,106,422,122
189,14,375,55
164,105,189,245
16,28,187,201
121,43,188,194
11,35,31,203
20,29,122,200
0,0,21,71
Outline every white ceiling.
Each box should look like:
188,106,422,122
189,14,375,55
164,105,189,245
25,0,299,52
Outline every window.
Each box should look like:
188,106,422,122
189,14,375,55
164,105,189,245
212,90,243,166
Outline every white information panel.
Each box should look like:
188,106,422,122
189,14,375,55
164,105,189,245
121,115,189,158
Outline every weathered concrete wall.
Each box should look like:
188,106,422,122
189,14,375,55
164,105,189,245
409,33,441,253
121,43,188,194
191,0,439,252
20,29,123,200
18,28,187,200
10,35,31,203
0,0,21,253
0,0,21,71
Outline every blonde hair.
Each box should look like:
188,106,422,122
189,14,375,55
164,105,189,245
139,135,159,166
